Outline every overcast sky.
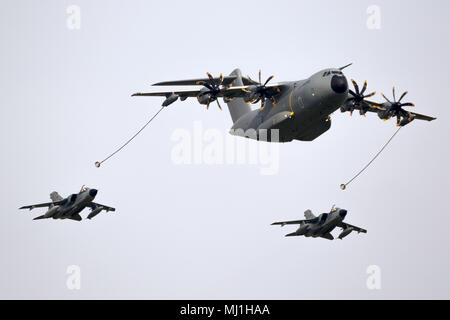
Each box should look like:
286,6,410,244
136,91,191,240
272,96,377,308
1,0,449,299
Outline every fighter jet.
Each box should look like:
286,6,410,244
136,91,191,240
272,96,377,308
132,66,435,142
271,206,366,240
19,186,115,221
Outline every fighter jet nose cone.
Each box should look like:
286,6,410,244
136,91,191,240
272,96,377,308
331,75,348,94
89,189,98,197
339,209,348,218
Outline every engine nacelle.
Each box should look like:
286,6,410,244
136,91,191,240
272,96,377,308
197,93,212,105
87,207,103,220
44,206,59,218
399,114,415,126
243,86,258,103
338,227,354,240
162,93,179,107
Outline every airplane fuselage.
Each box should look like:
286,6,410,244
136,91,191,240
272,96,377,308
295,209,347,238
48,190,97,219
230,68,349,142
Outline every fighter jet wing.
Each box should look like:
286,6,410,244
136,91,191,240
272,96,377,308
337,222,367,233
271,217,318,226
19,199,66,210
87,202,115,212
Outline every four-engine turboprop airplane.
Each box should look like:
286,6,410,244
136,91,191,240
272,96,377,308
132,66,436,142
19,186,115,221
271,206,366,240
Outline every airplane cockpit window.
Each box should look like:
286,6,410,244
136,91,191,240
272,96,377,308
81,186,88,192
323,71,343,77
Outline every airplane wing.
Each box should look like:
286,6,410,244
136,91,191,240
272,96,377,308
271,217,318,226
348,99,436,122
132,83,286,100
408,112,436,122
87,202,115,212
337,222,367,233
19,199,66,210
152,76,258,87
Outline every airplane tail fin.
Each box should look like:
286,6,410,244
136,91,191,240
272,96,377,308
304,209,315,220
50,192,63,202
225,68,251,123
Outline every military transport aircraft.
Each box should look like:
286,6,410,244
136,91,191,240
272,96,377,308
19,186,115,221
271,206,366,240
132,66,436,142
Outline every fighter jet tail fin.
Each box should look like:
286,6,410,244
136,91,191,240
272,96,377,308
304,209,315,220
50,191,63,202
226,69,252,123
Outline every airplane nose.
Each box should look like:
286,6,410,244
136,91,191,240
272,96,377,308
339,209,347,218
331,75,348,94
89,189,98,197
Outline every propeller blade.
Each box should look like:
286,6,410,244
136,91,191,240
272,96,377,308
360,81,368,95
349,89,357,97
381,93,391,103
400,102,415,107
216,99,222,110
364,91,376,98
219,73,223,85
206,101,210,110
206,72,214,81
198,82,214,91
398,91,408,102
259,70,262,85
264,75,274,86
351,79,360,95
392,86,396,102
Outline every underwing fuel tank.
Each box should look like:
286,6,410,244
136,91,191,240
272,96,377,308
87,207,103,220
162,93,179,107
338,227,354,240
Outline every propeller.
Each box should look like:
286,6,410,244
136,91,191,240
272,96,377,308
380,87,415,126
243,70,278,109
346,79,377,116
196,72,224,110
